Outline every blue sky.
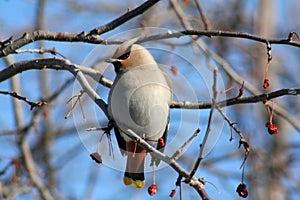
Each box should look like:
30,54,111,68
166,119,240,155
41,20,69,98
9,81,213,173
1,1,300,200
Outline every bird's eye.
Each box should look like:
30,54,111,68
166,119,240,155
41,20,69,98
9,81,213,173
117,51,130,60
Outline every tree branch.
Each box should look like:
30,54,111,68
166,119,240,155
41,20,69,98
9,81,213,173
0,0,161,57
170,88,300,109
88,0,160,35
188,68,218,182
1,29,299,58
1,58,299,129
124,129,210,200
21,140,55,200
194,38,300,132
0,90,47,110
140,30,300,48
193,0,211,30
0,58,108,117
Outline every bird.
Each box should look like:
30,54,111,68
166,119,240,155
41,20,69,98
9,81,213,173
107,39,172,188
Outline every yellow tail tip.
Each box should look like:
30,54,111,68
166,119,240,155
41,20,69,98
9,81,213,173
132,180,145,188
123,176,133,186
123,176,145,188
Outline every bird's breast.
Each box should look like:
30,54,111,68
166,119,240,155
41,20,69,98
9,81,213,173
108,66,171,141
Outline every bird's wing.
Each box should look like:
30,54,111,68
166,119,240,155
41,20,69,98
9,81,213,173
112,123,127,156
163,71,172,92
151,115,169,166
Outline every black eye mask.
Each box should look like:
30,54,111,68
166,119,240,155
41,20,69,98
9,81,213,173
117,45,132,60
112,45,133,73
113,61,122,73
117,51,130,60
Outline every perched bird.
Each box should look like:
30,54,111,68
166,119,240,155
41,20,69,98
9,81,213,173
107,39,172,188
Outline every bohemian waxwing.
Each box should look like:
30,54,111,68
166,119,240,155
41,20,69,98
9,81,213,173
107,39,172,188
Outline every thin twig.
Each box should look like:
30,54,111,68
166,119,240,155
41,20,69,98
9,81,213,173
188,68,218,182
86,127,108,131
172,128,201,160
78,94,86,121
0,90,47,110
88,0,160,35
14,47,66,58
193,0,211,30
0,58,109,117
65,90,86,120
216,106,250,154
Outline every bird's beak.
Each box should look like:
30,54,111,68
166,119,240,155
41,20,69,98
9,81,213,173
105,58,120,63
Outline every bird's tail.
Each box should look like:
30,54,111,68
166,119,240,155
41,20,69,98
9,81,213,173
123,141,147,188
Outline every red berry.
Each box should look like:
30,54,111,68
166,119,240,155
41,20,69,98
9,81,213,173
170,66,179,75
236,183,248,198
12,175,18,183
266,122,278,135
90,152,102,164
158,137,165,147
169,189,176,198
43,111,48,119
148,184,157,196
263,79,269,89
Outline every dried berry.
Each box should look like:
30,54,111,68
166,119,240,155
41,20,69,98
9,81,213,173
236,183,248,198
238,87,245,97
148,184,157,196
90,152,102,164
169,189,176,198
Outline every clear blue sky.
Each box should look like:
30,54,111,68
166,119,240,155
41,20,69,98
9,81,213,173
1,1,300,200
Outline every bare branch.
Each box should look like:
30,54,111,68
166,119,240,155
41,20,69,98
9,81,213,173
188,68,218,182
14,47,66,58
0,31,122,57
0,58,108,117
194,39,300,132
170,88,300,109
193,0,211,30
139,30,300,48
21,140,54,200
88,0,160,35
1,58,299,129
1,29,300,58
0,0,160,57
124,129,210,200
216,106,250,150
65,89,86,121
0,90,47,110
172,128,201,160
